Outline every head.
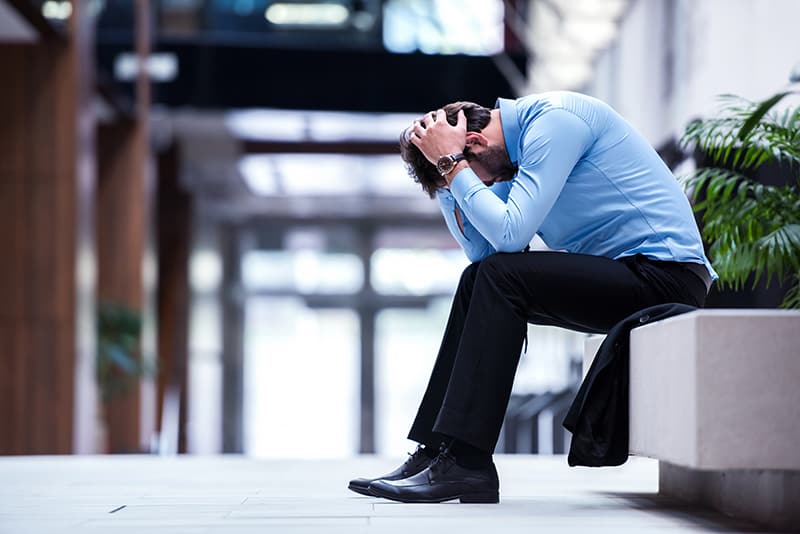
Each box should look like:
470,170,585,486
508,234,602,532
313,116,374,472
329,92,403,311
399,101,516,198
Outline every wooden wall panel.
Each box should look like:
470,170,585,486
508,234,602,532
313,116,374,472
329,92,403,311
0,5,95,454
96,121,148,453
92,0,155,453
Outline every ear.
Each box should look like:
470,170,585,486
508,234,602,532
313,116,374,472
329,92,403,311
465,131,489,149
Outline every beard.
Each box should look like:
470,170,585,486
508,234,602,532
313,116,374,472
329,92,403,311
467,145,517,183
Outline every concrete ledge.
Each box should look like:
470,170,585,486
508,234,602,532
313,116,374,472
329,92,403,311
582,309,800,530
628,309,800,470
659,462,800,531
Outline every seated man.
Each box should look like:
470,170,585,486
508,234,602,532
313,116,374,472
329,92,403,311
348,91,716,503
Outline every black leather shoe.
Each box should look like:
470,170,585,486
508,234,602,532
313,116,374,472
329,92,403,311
368,447,499,503
348,445,433,496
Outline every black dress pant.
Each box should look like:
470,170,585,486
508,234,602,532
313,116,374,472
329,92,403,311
407,251,708,453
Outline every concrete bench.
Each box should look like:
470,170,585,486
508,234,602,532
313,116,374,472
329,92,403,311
583,309,800,530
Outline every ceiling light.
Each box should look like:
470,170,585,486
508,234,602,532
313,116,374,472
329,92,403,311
265,3,350,26
42,0,72,20
114,52,179,83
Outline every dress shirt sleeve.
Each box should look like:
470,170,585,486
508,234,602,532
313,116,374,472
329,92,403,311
448,109,593,253
436,189,496,263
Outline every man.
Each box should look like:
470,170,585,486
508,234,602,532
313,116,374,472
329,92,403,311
348,91,716,503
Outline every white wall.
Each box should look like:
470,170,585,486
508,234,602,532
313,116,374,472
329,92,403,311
588,0,800,146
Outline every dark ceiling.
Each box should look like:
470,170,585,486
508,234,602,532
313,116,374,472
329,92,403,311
93,0,527,113
98,43,522,113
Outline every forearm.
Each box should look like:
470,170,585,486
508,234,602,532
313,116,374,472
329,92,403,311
437,190,496,262
448,168,538,253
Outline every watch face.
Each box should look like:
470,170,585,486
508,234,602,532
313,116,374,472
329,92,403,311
437,156,454,175
437,153,465,176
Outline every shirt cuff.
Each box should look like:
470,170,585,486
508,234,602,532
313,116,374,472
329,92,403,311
448,167,485,205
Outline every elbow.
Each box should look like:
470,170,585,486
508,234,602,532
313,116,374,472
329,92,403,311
465,247,492,263
494,242,526,254
490,232,531,254
485,215,532,254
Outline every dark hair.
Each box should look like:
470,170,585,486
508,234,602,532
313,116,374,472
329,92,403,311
399,101,492,198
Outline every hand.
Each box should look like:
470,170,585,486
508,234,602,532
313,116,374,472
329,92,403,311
408,109,467,165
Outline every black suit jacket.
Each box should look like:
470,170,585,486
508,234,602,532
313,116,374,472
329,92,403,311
562,303,697,467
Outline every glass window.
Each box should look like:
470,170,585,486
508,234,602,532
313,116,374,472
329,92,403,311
371,248,468,295
187,294,224,454
513,325,585,395
375,298,452,456
238,154,420,197
242,250,364,294
189,295,222,353
243,297,359,457
383,0,504,55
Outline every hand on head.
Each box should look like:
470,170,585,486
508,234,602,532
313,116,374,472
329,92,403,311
407,109,467,165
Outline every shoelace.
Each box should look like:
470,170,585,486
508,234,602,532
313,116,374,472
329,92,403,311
428,446,456,473
402,445,428,469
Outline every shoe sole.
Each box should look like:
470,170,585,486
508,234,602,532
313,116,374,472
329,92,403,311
369,486,499,504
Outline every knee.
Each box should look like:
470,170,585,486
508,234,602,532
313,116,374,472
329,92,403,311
476,253,512,279
475,253,522,293
473,254,529,318
458,261,481,290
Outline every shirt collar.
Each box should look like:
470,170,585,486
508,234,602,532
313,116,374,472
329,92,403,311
495,97,520,165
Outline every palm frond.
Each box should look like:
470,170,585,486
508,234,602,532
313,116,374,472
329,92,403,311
683,169,800,291
782,275,800,309
681,94,800,170
739,91,795,139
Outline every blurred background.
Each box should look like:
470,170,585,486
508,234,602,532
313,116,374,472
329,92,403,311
0,0,797,458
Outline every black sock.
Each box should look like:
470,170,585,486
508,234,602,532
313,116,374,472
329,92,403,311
421,442,441,459
449,439,492,469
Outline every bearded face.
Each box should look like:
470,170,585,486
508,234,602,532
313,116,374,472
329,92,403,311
465,144,517,186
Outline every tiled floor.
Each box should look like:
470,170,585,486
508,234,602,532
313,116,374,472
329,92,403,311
0,455,772,533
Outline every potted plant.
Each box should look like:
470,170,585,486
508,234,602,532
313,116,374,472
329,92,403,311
97,301,150,401
96,301,153,451
680,82,800,309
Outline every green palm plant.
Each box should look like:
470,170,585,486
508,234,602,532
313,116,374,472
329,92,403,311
680,87,800,308
97,301,152,403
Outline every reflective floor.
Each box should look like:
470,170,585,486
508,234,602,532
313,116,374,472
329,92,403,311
0,455,771,533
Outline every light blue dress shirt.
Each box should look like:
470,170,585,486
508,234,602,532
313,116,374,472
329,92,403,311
437,91,717,280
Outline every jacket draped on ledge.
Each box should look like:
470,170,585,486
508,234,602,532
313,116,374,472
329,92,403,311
563,303,697,467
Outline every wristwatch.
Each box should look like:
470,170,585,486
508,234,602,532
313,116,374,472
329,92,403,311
436,152,466,176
